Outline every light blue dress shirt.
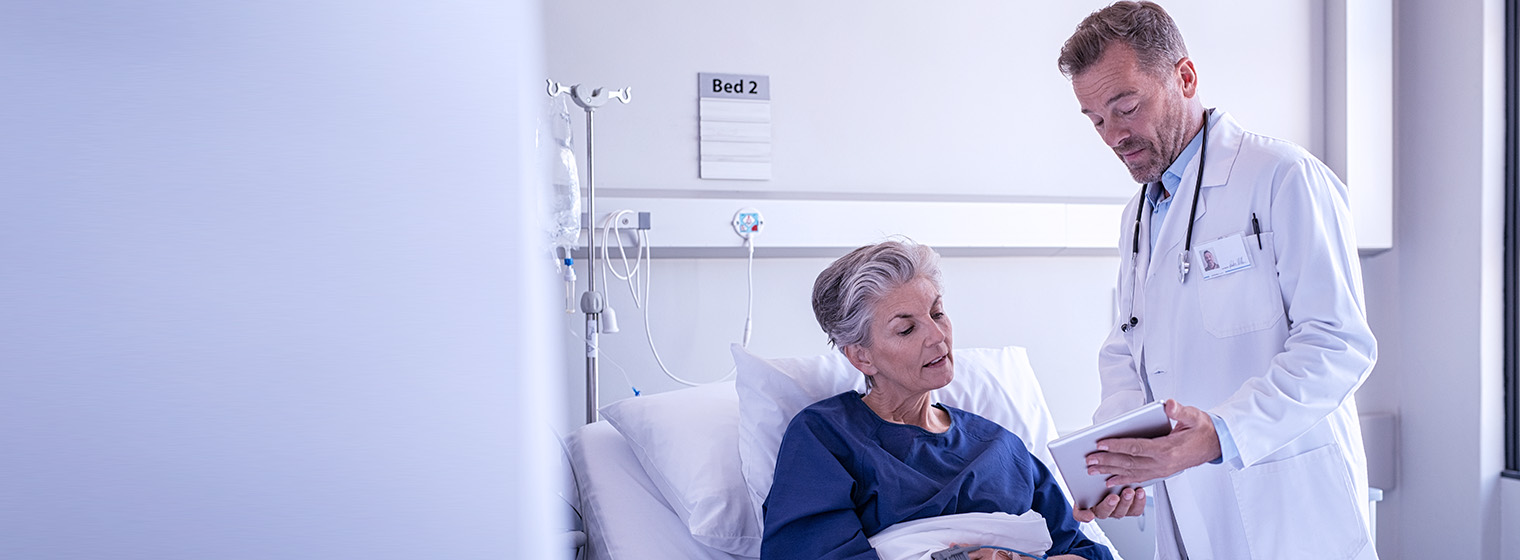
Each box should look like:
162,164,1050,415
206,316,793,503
1145,118,1204,253
1141,112,1240,466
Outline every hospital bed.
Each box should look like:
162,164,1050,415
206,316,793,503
564,345,1121,560
568,420,743,560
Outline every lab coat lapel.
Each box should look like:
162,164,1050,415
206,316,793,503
1145,165,1206,282
1203,111,1245,188
1135,195,1155,283
1129,193,1155,404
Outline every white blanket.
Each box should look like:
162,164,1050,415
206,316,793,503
866,511,1053,560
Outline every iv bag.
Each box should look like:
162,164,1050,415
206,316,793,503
545,96,582,255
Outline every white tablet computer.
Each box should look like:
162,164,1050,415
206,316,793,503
1046,401,1173,510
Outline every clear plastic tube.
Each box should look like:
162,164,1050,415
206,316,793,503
562,258,577,314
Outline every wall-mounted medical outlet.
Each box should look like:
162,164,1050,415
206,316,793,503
732,207,764,239
616,211,651,230
584,211,652,230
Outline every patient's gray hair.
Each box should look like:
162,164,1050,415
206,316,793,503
1057,1,1189,79
812,239,943,351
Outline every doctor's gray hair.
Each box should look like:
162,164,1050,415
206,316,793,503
811,239,943,352
1058,1,1189,79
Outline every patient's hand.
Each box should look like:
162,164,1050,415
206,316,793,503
947,544,1079,560
1071,485,1145,522
964,548,1015,560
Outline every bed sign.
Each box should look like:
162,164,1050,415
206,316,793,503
698,73,772,180
699,73,769,100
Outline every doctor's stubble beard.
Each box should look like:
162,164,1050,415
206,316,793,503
1115,102,1197,185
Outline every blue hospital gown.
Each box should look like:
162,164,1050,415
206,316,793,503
761,392,1112,560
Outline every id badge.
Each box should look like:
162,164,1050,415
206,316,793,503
1196,234,1253,280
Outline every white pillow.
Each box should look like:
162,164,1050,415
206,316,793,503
599,381,759,557
732,343,1062,521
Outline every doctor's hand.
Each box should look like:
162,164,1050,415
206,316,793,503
1085,399,1222,487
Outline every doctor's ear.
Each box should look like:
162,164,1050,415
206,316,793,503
842,344,876,376
1175,56,1199,98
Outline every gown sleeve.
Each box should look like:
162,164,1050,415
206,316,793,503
1024,444,1114,560
761,413,878,560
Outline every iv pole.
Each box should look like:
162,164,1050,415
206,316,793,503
546,79,631,424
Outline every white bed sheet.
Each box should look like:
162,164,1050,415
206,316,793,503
566,421,749,560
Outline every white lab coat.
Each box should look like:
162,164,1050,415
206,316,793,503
1097,111,1378,560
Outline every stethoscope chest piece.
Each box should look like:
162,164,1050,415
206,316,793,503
1178,250,1190,283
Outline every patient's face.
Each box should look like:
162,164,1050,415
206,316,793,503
857,276,954,397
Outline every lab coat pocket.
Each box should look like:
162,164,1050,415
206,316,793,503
1230,444,1368,559
1196,233,1283,337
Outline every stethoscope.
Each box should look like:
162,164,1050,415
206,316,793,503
1119,108,1213,335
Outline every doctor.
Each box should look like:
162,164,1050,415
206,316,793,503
1056,2,1379,559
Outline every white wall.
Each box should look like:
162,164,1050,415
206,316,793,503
564,255,1120,433
1355,0,1509,557
545,0,1321,200
546,0,1327,432
0,2,561,559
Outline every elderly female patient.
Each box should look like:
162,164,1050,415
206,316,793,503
761,240,1112,560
